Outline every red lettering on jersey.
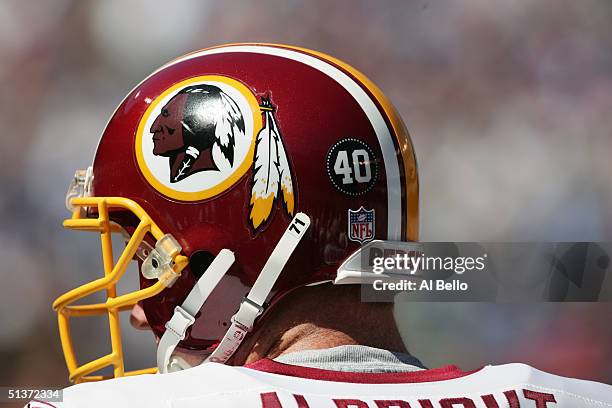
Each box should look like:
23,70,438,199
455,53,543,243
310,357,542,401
261,388,555,408
334,399,369,408
503,390,520,408
481,394,500,407
261,392,282,408
294,394,310,408
524,389,556,407
260,392,310,408
481,391,520,408
375,400,412,408
439,398,476,408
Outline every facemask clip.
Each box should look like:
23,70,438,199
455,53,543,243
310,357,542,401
65,167,94,212
141,234,183,287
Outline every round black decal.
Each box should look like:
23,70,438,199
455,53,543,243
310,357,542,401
326,138,378,196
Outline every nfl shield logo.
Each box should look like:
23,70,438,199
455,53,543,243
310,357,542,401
348,207,375,244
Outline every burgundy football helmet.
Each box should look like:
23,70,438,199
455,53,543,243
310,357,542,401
54,43,418,382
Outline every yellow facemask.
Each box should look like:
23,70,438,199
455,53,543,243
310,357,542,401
53,169,188,383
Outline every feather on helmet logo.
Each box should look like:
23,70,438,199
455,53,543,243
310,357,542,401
135,75,295,232
249,97,295,230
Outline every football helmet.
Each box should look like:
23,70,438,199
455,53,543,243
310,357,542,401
54,43,418,383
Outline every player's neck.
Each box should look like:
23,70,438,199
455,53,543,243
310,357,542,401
245,323,358,364
233,285,408,365
239,320,408,366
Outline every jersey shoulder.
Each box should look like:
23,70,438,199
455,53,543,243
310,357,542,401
29,361,612,408
38,363,266,408
482,363,612,405
239,359,612,407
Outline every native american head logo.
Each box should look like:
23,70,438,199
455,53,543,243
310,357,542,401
150,84,245,183
136,75,295,232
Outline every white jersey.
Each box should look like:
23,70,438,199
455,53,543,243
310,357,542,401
28,359,612,408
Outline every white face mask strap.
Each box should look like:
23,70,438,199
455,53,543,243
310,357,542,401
205,212,311,364
156,249,235,373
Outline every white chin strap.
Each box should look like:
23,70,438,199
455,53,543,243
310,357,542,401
156,213,311,373
157,248,235,373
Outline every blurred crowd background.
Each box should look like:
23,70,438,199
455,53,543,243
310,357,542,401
1,0,611,395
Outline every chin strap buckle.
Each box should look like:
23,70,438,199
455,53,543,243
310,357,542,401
231,297,265,332
165,306,196,341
